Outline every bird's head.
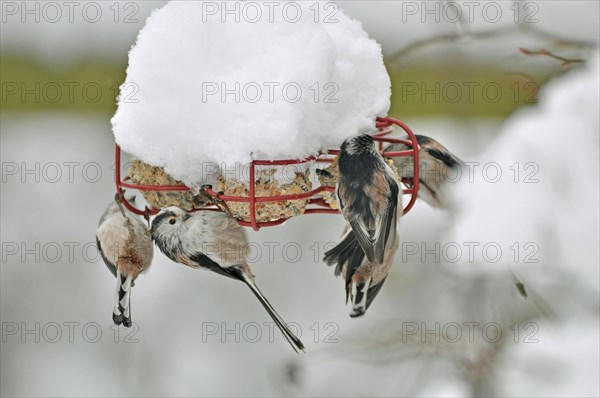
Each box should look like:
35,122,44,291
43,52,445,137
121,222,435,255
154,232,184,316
340,134,375,156
386,135,463,209
151,206,191,243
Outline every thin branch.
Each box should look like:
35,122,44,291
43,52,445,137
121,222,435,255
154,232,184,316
387,24,595,67
519,47,586,69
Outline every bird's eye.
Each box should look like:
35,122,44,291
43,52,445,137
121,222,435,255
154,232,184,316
169,218,176,225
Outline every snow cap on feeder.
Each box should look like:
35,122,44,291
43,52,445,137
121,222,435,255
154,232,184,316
111,0,391,190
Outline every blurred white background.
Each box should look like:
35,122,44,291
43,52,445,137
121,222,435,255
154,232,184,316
1,1,599,397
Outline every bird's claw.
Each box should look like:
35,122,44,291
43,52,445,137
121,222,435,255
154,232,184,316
144,207,151,227
200,185,233,217
114,192,128,218
214,196,233,218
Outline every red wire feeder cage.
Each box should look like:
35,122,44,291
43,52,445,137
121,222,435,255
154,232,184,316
115,116,420,231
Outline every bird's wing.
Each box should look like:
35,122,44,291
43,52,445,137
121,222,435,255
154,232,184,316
96,236,117,278
337,180,380,263
344,241,366,289
373,174,400,264
188,251,243,281
348,218,376,262
187,211,249,269
425,147,462,169
323,227,358,268
336,183,345,210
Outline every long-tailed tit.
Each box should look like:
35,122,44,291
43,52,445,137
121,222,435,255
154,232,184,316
385,134,463,209
151,207,304,353
324,225,399,317
332,134,400,264
96,196,153,327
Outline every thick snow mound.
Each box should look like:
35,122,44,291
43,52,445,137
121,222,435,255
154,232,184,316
111,1,391,188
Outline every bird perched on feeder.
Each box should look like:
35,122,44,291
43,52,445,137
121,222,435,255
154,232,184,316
332,134,400,265
324,225,399,317
385,134,463,209
323,133,401,317
151,207,305,353
96,195,153,327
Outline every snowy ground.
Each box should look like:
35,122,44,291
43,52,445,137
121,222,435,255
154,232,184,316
2,106,597,396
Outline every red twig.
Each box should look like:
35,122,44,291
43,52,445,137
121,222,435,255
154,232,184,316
519,47,586,69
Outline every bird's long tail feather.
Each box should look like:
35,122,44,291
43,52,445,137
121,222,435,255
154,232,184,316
239,272,305,353
348,276,387,318
113,273,133,327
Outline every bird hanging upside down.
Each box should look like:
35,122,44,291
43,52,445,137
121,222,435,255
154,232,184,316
96,196,153,327
324,134,401,317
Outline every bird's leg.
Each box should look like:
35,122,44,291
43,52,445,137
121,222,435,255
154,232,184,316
213,194,233,218
199,184,213,193
200,184,233,218
114,192,128,219
144,206,151,228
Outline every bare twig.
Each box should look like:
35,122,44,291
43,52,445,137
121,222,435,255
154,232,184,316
519,47,586,69
387,24,595,67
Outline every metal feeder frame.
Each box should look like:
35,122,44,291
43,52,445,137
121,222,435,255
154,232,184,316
115,116,420,231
